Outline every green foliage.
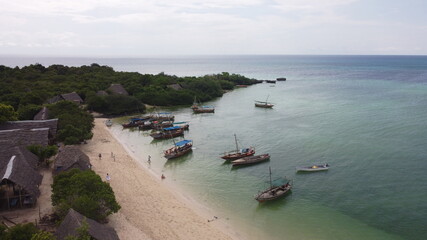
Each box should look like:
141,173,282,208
47,101,94,144
0,64,260,111
27,144,58,166
17,104,43,120
87,94,145,115
64,218,90,240
30,231,56,240
0,103,18,123
0,223,39,240
52,169,121,222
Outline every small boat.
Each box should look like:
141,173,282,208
173,121,190,130
105,119,113,127
255,95,274,108
191,96,215,113
231,153,270,167
147,112,175,121
139,120,173,130
255,167,292,203
265,80,276,84
221,134,255,160
122,118,149,128
296,163,329,172
276,77,286,81
150,126,184,140
164,140,193,159
235,85,248,88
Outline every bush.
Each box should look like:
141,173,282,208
52,169,121,222
0,103,18,123
0,223,39,240
31,231,56,240
27,144,58,166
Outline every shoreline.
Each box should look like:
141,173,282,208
80,118,244,240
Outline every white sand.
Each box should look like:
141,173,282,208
80,119,241,240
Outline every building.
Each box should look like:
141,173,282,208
47,92,84,105
54,146,91,174
56,209,120,240
107,84,129,95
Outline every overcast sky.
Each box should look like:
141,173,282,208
1,0,426,56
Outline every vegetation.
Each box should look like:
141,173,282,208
30,231,57,240
27,144,58,166
47,101,94,145
0,223,39,240
52,169,121,222
0,64,260,116
0,103,18,123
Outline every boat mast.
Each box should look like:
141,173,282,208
269,166,272,188
266,95,270,104
234,134,239,152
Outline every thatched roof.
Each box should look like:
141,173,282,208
61,92,84,104
0,128,50,147
46,92,83,104
54,146,90,173
0,147,42,198
107,84,128,95
33,107,50,120
56,209,120,240
167,83,183,91
0,119,58,139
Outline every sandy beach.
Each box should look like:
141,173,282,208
80,118,240,240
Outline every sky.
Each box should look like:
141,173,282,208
0,0,426,56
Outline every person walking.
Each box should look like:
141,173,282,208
106,173,111,182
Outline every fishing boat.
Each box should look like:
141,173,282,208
105,119,113,127
191,96,215,113
255,167,292,203
296,163,329,172
265,80,276,84
231,154,270,167
122,117,148,128
164,140,193,159
221,134,255,160
255,95,274,108
150,126,184,140
276,77,287,81
173,121,190,130
147,112,175,121
138,120,173,130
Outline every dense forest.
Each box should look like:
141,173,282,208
0,63,261,116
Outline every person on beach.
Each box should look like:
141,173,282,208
148,155,151,164
161,174,165,180
99,153,102,160
106,173,111,182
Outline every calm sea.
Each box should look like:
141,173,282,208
2,55,427,240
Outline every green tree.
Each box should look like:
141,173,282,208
0,103,18,123
52,169,121,222
27,144,58,166
31,231,56,240
0,223,39,240
17,104,43,120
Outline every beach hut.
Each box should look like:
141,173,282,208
0,147,43,210
167,83,183,91
107,84,129,95
0,119,58,141
54,146,91,174
56,209,120,240
47,92,84,105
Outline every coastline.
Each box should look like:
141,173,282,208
79,118,243,240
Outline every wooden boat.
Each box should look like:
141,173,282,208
139,121,173,130
147,112,175,121
255,95,274,108
231,154,270,167
150,126,184,140
235,85,248,88
164,140,193,159
296,163,329,172
172,121,190,130
255,167,292,203
191,96,215,113
122,118,148,128
276,77,286,81
105,119,113,127
221,134,255,160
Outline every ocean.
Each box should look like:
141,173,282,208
2,55,427,239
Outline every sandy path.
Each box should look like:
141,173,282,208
80,118,236,240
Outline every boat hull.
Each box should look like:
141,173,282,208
296,164,329,172
221,148,255,160
150,129,184,140
231,154,270,166
255,103,274,108
164,147,192,159
255,184,292,202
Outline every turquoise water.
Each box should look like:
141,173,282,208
2,55,427,239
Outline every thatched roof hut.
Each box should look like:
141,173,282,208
56,209,120,240
0,119,58,140
107,84,129,95
167,83,183,91
54,146,90,174
0,128,50,147
33,107,50,120
47,92,83,105
96,90,108,96
0,146,43,209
